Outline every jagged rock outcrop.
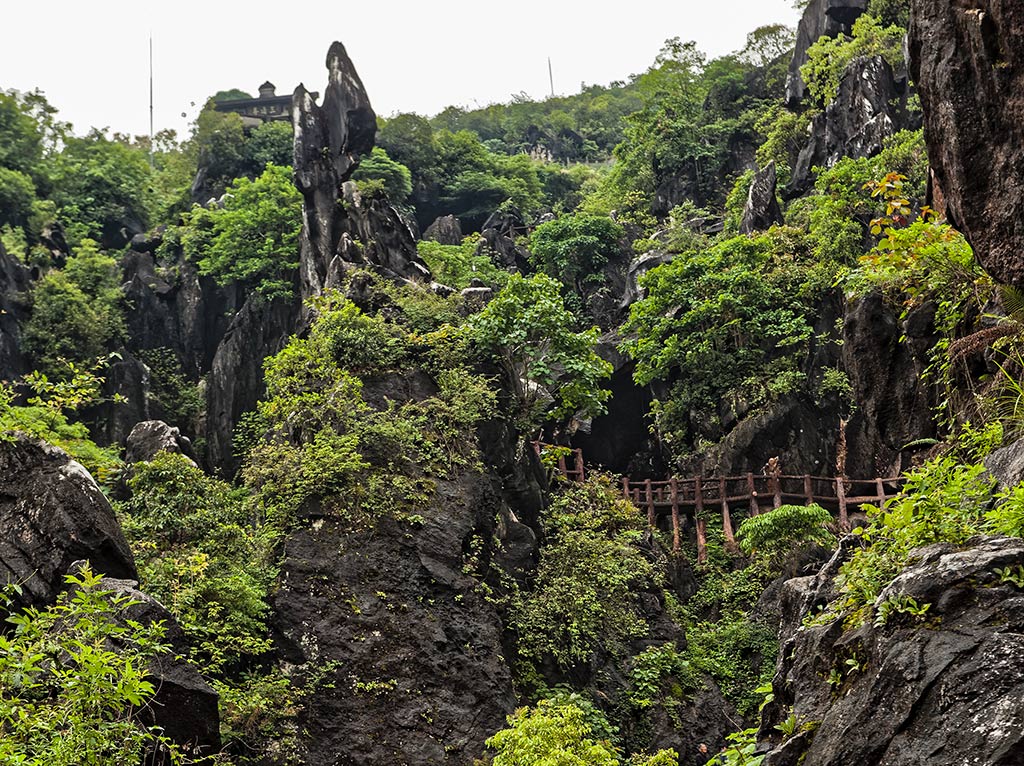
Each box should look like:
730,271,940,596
270,375,544,766
788,56,915,197
759,536,1024,766
0,435,137,610
0,239,29,381
909,1,1024,286
0,436,219,758
292,39,423,296
477,207,530,273
125,419,195,465
334,182,431,284
785,0,869,107
740,162,784,234
842,292,937,477
423,214,463,245
205,293,299,475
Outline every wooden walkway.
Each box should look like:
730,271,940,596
533,442,903,564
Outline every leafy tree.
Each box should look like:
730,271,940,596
181,163,302,300
192,101,248,191
0,565,186,765
49,130,154,245
529,214,624,294
23,242,125,377
351,146,413,202
737,504,836,564
0,90,43,177
466,273,612,428
621,229,816,449
486,701,620,766
801,15,906,104
0,166,36,228
511,478,654,669
213,88,254,102
244,120,294,172
416,237,509,290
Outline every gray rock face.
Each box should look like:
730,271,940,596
125,420,194,465
272,473,517,765
0,239,29,381
423,214,463,245
0,435,137,610
785,0,869,106
909,1,1024,287
477,208,530,273
842,292,937,477
760,536,1024,766
336,182,431,283
293,42,376,298
788,56,913,197
740,162,783,234
205,293,299,476
986,436,1024,490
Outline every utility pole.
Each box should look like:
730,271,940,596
149,33,154,167
548,57,554,98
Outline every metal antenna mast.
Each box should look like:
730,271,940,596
548,57,554,98
149,33,154,166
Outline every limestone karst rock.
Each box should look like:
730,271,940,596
785,0,869,106
739,161,783,234
910,0,1024,286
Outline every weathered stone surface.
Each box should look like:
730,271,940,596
205,293,299,475
785,0,869,106
477,207,530,273
986,436,1024,490
842,292,937,477
423,214,463,245
760,536,1024,766
125,420,195,465
293,41,377,298
788,56,914,197
740,162,783,234
0,239,29,381
909,1,1024,286
0,435,137,610
336,182,431,283
621,251,674,308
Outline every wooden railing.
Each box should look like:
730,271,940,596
532,442,903,564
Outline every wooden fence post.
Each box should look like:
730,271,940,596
575,449,585,482
747,472,759,516
803,475,814,505
670,477,680,553
645,478,655,529
622,476,630,502
876,478,886,505
720,476,737,552
836,477,849,531
696,474,707,565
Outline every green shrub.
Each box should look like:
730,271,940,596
511,478,654,669
528,213,624,293
737,504,835,564
0,565,185,765
801,15,906,104
416,237,509,291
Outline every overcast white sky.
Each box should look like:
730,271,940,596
1,1,801,139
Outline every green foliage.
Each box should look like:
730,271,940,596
737,504,835,564
836,424,1002,613
754,105,813,188
511,478,654,669
137,348,204,431
801,15,906,104
487,700,620,766
466,273,612,429
416,237,509,290
181,163,302,300
351,147,413,202
529,214,624,293
685,616,777,718
23,240,125,376
0,565,185,765
0,166,36,228
625,644,699,710
867,0,910,29
705,728,764,766
48,129,154,245
119,453,275,676
244,120,294,172
240,285,494,526
193,102,247,189
622,228,818,450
